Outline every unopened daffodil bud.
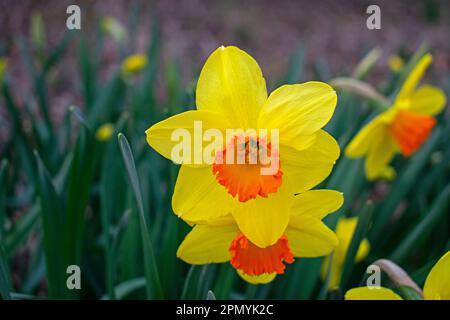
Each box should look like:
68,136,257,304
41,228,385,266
96,123,114,142
121,54,148,75
388,55,405,73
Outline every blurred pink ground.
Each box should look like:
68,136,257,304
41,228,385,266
0,0,449,137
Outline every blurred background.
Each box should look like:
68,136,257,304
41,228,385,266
0,0,449,300
1,0,449,132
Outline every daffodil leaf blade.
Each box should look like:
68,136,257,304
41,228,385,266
118,133,163,299
340,202,374,289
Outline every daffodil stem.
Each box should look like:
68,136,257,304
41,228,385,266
398,285,424,300
352,47,382,80
329,77,390,111
373,259,423,298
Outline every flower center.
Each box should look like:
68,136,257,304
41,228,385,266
389,110,436,156
212,135,282,202
229,233,294,276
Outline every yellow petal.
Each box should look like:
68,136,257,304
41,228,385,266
145,110,231,166
177,224,238,265
292,190,344,220
237,270,277,284
345,287,402,300
355,239,371,262
423,251,450,300
365,127,398,181
232,185,294,248
321,255,343,290
286,215,338,257
172,165,234,223
196,46,267,129
320,219,370,290
258,82,337,150
409,85,447,116
396,53,432,102
334,217,370,264
376,165,397,181
345,114,387,158
282,130,340,194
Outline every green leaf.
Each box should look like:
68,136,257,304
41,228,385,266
317,253,334,300
340,202,374,289
118,133,163,299
101,277,146,300
63,120,97,298
390,183,450,264
352,47,382,80
370,127,443,242
213,264,236,299
284,257,323,299
206,290,216,300
77,36,97,109
0,244,12,300
34,151,66,298
0,160,7,242
281,46,305,84
88,72,125,126
180,265,213,300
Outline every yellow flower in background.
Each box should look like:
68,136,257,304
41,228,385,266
178,190,343,284
0,57,7,83
388,55,405,73
100,16,126,43
145,45,340,248
345,250,450,300
377,165,396,181
122,54,148,75
96,123,114,141
321,217,370,290
346,54,447,180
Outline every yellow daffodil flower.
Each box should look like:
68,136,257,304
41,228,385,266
0,57,7,83
321,217,370,289
377,165,396,181
388,55,405,73
145,45,340,248
95,123,114,141
345,250,450,300
345,287,403,300
100,17,126,43
178,190,343,284
345,54,447,180
121,54,148,75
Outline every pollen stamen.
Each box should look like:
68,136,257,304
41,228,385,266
212,135,282,202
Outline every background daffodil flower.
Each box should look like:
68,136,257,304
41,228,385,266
345,250,450,300
121,53,148,74
388,54,405,73
177,190,343,284
146,45,340,248
345,53,447,180
0,57,7,84
95,123,114,141
321,216,370,290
